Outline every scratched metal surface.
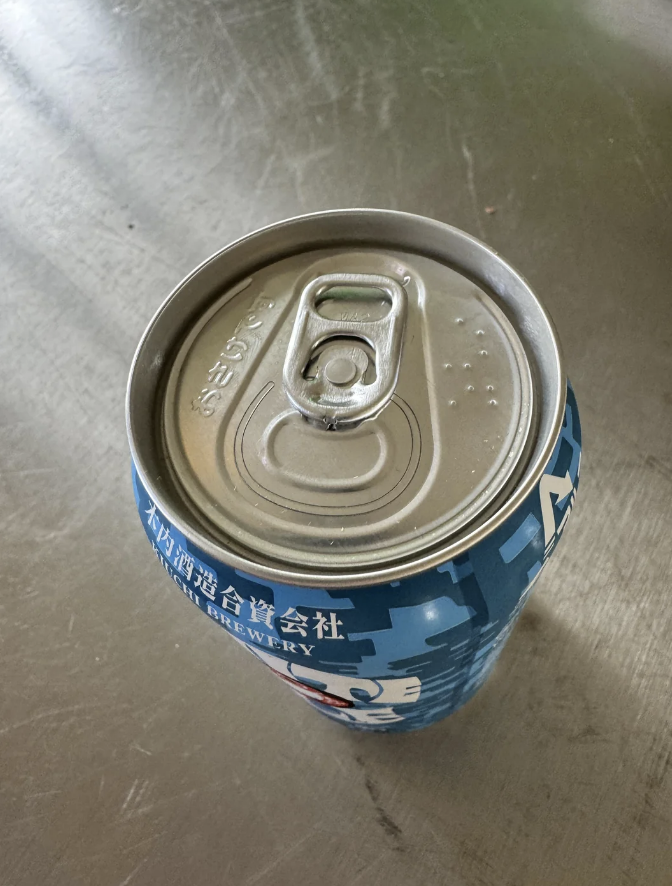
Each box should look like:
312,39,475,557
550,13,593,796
1,0,671,884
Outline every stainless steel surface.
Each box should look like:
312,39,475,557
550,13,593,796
1,0,671,883
138,213,558,584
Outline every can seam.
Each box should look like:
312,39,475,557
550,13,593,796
126,209,566,588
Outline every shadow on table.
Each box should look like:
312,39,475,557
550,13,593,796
348,595,670,885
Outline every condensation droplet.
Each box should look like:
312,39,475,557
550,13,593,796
466,385,475,392
486,385,494,391
455,317,465,325
488,399,498,406
444,363,452,370
449,399,457,406
476,329,485,336
479,350,488,357
463,362,472,370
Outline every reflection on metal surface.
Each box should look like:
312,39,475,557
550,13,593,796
3,0,672,877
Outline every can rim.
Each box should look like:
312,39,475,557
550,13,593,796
127,209,565,588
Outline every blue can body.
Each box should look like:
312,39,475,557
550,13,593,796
132,384,580,732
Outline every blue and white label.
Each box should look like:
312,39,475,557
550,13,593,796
132,383,581,732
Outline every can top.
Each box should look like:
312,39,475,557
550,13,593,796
128,211,564,586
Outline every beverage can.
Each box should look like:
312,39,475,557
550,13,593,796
127,210,581,731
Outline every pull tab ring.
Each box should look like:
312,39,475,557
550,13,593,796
283,273,408,429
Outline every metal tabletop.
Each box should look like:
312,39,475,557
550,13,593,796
1,1,671,884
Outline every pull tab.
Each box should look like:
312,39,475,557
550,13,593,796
283,273,408,429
